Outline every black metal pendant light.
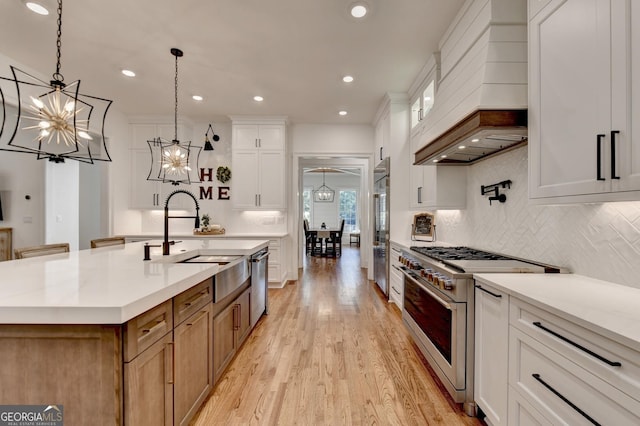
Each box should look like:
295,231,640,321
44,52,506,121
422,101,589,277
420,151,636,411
147,48,202,185
0,0,113,163
313,171,335,202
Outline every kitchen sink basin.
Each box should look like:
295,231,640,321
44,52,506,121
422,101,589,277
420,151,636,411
179,255,243,265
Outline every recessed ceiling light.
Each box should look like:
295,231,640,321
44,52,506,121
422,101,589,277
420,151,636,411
343,75,354,83
23,1,49,15
339,110,348,116
121,69,136,77
458,145,466,150
351,4,367,18
441,154,447,158
192,95,203,101
253,96,264,102
432,159,439,163
471,138,480,142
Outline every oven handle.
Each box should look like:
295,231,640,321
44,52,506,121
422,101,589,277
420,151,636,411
402,270,453,311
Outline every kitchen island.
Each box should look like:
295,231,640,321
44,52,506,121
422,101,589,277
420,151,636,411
0,239,268,426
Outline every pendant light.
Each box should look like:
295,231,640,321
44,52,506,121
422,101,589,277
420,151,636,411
147,48,202,185
0,0,113,163
313,171,335,202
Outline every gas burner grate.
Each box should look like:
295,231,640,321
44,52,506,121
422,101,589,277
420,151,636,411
410,246,513,261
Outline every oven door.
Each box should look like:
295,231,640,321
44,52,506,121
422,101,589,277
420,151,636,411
402,270,466,391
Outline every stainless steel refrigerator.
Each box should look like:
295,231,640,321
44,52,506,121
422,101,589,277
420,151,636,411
373,158,389,296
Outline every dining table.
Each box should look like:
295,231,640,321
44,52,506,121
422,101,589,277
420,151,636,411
308,227,340,256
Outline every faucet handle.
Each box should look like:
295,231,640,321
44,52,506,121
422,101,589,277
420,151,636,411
143,243,162,261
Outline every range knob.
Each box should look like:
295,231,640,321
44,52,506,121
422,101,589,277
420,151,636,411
443,279,454,290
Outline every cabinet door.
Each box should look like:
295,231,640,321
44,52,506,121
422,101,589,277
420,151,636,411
612,1,640,192
409,165,425,209
258,151,285,209
124,332,173,426
257,125,284,150
231,151,260,208
475,282,509,426
233,124,260,150
213,302,237,382
236,288,251,346
174,305,213,426
130,149,162,209
529,0,612,199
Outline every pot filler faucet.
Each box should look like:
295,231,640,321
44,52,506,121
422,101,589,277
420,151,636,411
163,189,200,255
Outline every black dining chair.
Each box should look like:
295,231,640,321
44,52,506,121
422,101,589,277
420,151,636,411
303,219,313,255
326,219,345,257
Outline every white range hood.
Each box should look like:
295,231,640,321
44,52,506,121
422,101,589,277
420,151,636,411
414,0,528,165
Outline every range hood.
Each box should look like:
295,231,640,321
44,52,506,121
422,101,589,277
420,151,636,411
414,109,527,165
413,0,528,166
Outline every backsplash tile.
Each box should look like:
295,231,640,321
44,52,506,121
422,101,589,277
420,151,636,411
437,146,640,288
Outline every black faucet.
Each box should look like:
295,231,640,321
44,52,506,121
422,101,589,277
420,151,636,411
163,189,200,255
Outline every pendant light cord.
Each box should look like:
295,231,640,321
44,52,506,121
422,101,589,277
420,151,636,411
53,0,64,82
174,52,179,142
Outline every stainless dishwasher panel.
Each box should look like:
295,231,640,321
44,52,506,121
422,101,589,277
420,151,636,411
214,257,250,302
250,249,269,328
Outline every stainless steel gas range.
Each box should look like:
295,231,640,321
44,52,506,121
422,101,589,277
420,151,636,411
398,246,562,416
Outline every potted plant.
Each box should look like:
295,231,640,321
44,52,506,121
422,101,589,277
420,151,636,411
201,214,211,232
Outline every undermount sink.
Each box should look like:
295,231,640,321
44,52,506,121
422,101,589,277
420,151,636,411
179,255,243,265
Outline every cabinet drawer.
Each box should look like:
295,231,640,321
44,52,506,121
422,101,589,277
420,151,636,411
268,238,280,248
268,264,281,283
174,279,213,326
124,300,173,362
509,327,640,425
268,246,280,264
510,298,640,400
508,385,553,426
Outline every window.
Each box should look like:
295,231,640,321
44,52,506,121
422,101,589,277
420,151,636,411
303,187,312,224
339,190,358,233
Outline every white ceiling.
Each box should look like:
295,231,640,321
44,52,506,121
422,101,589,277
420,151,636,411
0,0,464,125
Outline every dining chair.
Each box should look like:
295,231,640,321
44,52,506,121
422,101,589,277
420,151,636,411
326,219,345,257
91,236,126,248
14,243,70,259
303,220,313,255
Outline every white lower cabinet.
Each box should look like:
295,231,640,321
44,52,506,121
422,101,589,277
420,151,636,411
474,282,509,426
508,385,552,426
389,244,404,308
474,278,640,425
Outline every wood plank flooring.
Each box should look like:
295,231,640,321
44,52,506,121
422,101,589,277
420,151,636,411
191,247,482,425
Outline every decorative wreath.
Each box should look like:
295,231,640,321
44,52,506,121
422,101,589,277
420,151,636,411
216,166,231,183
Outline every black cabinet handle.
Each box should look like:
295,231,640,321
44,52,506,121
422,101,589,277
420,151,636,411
532,374,600,425
596,134,605,181
611,130,620,179
475,284,502,298
533,321,621,367
417,186,422,204
379,147,383,161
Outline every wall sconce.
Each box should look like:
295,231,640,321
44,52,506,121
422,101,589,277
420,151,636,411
203,124,219,151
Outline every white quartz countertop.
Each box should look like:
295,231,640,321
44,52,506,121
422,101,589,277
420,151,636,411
474,273,640,352
0,239,268,325
126,232,288,239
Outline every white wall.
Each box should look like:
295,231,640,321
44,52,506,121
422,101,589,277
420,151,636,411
291,123,374,154
432,146,640,289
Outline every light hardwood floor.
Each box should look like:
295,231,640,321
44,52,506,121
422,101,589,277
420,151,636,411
192,246,481,425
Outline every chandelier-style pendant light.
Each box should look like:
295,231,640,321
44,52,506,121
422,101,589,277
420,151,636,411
147,48,201,185
313,171,335,202
0,0,113,163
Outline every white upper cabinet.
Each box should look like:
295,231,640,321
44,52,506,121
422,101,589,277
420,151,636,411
231,119,286,210
232,124,284,151
529,0,640,203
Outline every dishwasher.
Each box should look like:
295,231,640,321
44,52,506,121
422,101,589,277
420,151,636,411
250,248,269,328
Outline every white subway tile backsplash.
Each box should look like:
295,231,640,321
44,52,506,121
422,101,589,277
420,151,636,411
436,146,640,288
